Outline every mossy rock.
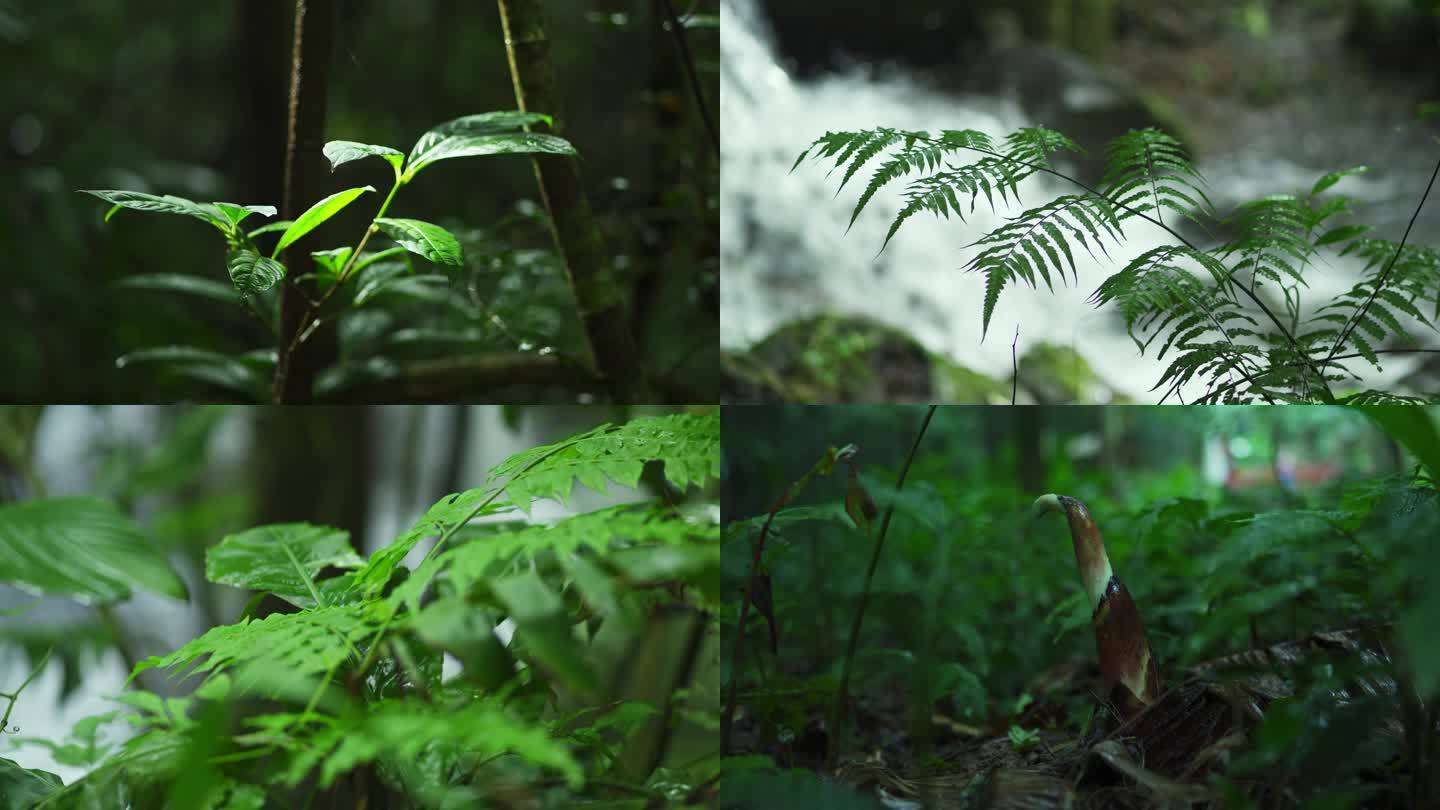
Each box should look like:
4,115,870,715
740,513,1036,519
1016,342,1127,404
722,314,942,402
722,315,1122,403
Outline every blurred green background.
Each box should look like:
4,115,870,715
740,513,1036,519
0,0,718,402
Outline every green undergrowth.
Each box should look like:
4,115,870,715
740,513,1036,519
0,409,721,809
720,405,1440,808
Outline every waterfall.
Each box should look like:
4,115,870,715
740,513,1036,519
720,0,1420,399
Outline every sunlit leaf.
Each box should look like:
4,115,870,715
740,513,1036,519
321,140,403,173
373,218,463,266
272,186,375,257
79,190,227,230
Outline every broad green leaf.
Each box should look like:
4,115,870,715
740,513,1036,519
1355,406,1440,482
115,346,270,402
0,497,188,604
272,186,375,257
226,248,286,294
424,111,554,137
116,274,238,305
322,140,403,173
79,190,226,230
404,112,554,171
212,202,277,228
404,132,576,182
373,218,463,266
1310,166,1367,196
0,757,63,808
205,523,364,609
352,246,406,273
310,247,353,278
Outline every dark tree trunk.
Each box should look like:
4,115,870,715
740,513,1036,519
256,406,370,554
497,0,652,403
273,0,338,404
235,2,288,209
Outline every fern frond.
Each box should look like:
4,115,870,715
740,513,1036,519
273,697,582,790
1092,246,1251,351
391,504,717,613
797,126,1083,253
1307,239,1440,370
1005,126,1083,168
1089,245,1294,401
488,410,720,511
1100,128,1213,227
963,194,1123,336
1220,195,1313,289
846,129,995,231
131,605,375,688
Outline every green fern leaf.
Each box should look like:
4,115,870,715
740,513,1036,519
1101,128,1213,227
205,523,364,609
131,605,374,688
275,697,582,790
965,195,1122,336
488,410,719,511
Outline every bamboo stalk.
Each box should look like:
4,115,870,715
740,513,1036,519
1033,494,1160,717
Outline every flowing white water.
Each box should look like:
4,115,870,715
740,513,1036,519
720,0,1421,400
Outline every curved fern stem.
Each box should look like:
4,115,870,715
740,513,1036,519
1322,155,1440,374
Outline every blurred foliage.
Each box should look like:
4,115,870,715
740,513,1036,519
0,0,718,401
722,405,1440,806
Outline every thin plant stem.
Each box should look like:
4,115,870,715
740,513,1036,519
825,404,937,769
0,646,53,733
1323,154,1440,374
657,0,718,155
284,178,402,357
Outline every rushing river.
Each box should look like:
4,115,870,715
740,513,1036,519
721,0,1435,400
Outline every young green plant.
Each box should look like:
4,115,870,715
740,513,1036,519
81,111,577,402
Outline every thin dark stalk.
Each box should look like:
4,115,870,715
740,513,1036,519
1323,154,1440,373
657,0,718,155
1011,325,1019,405
825,405,938,769
720,444,856,754
0,647,52,733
